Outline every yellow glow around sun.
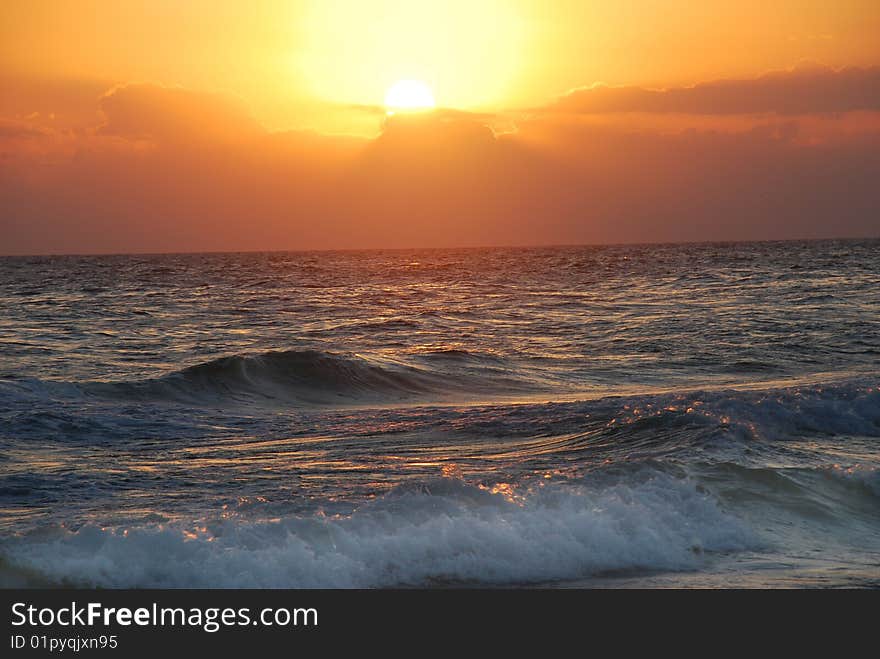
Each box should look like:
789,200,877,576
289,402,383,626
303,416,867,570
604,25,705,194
384,80,436,112
298,0,526,110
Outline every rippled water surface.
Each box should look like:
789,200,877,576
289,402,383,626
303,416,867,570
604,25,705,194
1,240,878,587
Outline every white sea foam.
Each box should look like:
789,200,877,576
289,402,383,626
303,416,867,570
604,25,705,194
1,472,756,588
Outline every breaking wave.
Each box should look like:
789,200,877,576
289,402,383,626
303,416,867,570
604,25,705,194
0,470,757,588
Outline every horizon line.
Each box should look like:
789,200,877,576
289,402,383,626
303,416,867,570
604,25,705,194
1,233,879,259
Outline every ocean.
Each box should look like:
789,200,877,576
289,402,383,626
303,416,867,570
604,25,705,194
0,239,878,588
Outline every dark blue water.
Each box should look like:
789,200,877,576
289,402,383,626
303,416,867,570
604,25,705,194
1,240,878,587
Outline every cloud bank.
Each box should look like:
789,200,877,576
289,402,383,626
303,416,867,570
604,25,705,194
1,73,879,254
98,83,263,143
548,65,880,116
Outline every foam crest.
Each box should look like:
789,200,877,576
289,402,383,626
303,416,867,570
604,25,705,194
0,472,755,588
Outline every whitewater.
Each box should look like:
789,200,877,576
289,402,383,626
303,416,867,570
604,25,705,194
1,240,878,587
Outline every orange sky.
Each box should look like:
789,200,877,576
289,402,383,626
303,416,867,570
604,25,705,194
1,1,879,253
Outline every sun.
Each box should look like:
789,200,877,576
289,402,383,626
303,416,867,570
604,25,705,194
384,80,436,113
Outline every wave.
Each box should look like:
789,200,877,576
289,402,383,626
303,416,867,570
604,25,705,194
1,377,877,587
690,462,880,523
1,360,877,446
0,469,757,588
121,350,445,405
0,349,534,408
3,461,876,588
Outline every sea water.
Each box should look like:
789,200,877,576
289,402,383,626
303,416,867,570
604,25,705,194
0,240,878,587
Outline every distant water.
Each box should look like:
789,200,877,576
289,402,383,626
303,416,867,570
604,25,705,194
1,240,878,588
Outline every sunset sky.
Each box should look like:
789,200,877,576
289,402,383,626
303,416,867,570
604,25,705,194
2,1,879,254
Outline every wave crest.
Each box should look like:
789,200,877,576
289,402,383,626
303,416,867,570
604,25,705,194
0,470,755,588
0,349,530,407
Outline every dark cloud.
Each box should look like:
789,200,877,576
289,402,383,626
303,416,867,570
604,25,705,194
1,77,879,254
98,83,263,143
0,75,112,131
547,64,880,116
375,111,496,151
346,103,498,126
0,118,50,138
